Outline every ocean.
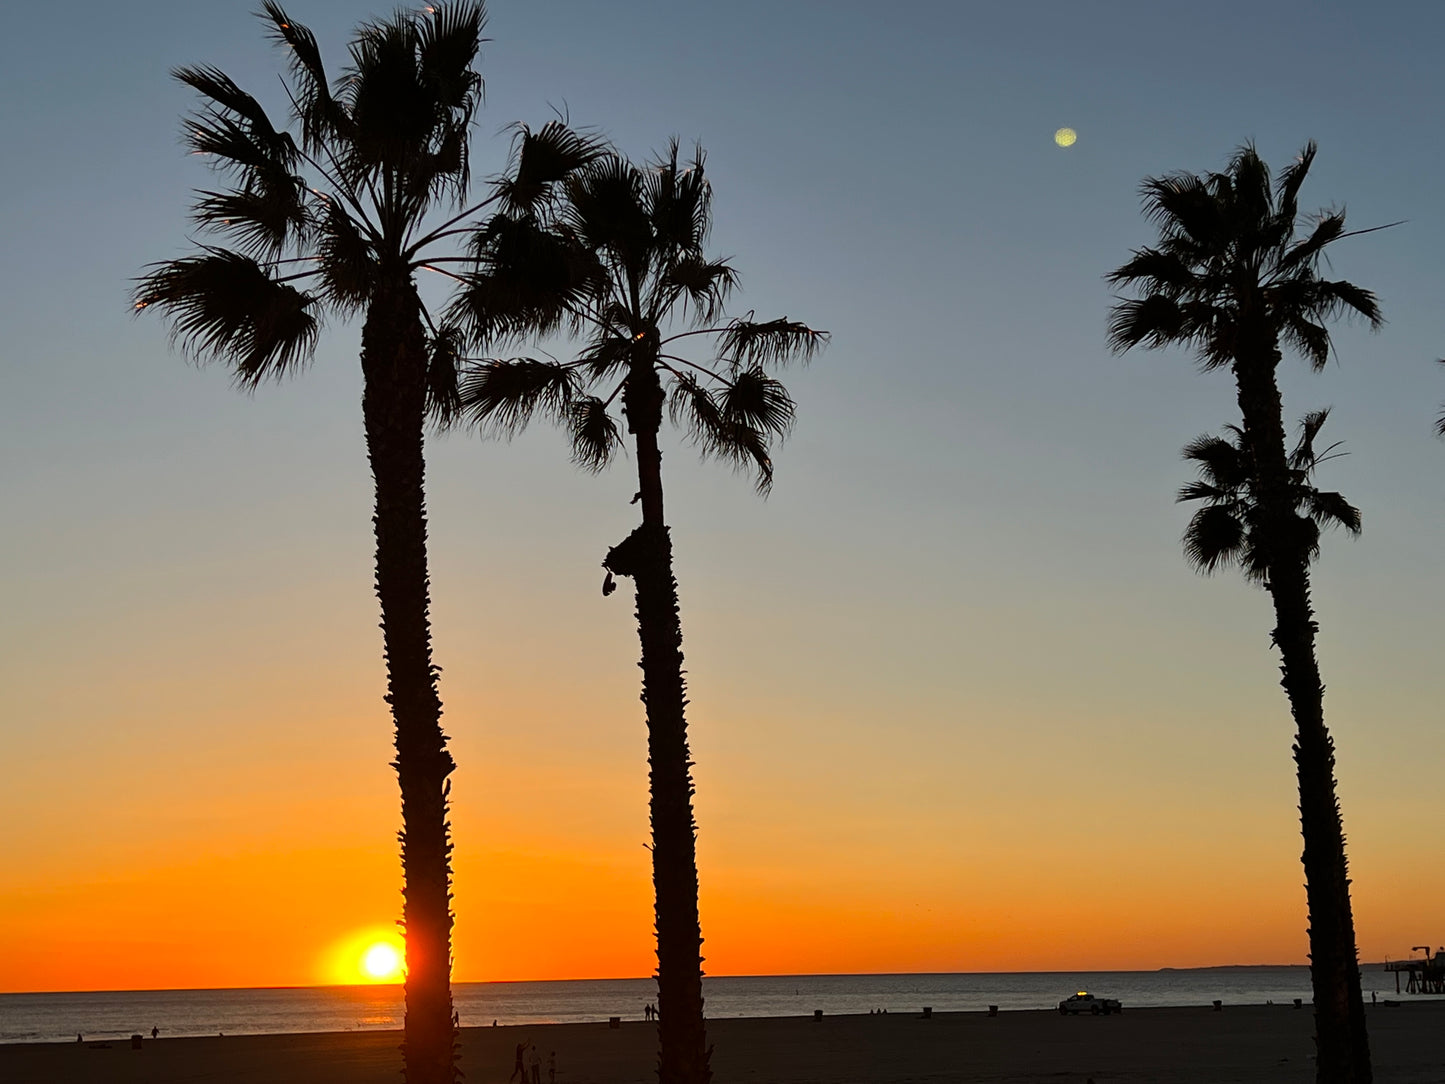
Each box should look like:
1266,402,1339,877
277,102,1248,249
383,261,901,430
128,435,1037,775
5,965,1422,1045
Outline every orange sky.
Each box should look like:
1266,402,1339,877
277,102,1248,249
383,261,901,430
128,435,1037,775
4,520,1441,992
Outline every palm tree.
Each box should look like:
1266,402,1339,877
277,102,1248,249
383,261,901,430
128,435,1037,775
134,6,595,1081
451,143,826,1084
1108,142,1381,1084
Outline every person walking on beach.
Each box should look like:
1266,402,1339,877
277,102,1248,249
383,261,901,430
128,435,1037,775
548,1050,556,1084
150,1026,158,1040
529,1044,541,1084
509,1040,529,1082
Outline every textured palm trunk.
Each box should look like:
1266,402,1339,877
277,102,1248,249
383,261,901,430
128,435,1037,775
1234,354,1371,1084
603,350,712,1084
360,275,458,1084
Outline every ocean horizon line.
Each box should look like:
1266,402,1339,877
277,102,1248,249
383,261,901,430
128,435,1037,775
2,962,1332,999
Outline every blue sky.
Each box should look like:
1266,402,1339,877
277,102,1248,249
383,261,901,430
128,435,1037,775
2,1,1443,984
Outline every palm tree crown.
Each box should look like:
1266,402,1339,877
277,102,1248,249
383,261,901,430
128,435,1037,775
135,1,594,386
452,142,826,481
1107,141,1382,370
1179,409,1361,583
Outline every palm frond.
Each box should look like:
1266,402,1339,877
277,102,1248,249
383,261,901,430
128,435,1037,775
567,395,624,471
1318,279,1384,328
1276,212,1344,276
417,2,485,110
192,181,310,259
315,197,377,312
1182,504,1248,575
1105,247,1199,295
334,13,430,188
181,111,298,178
578,334,634,380
669,373,776,492
717,316,827,367
1106,295,1188,354
719,367,795,438
458,357,579,435
1307,490,1362,535
1279,311,1332,370
413,4,485,202
1290,408,1331,468
1273,141,1318,226
1140,173,1220,249
174,65,279,137
646,140,711,257
564,154,651,265
451,213,599,343
258,3,346,152
495,120,607,217
134,248,319,386
425,324,465,425
1176,480,1229,504
1225,143,1272,228
1180,431,1248,489
662,256,737,324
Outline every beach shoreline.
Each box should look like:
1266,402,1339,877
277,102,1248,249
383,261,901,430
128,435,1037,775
3,1002,1442,1083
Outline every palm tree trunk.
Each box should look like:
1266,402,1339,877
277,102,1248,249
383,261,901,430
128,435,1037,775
1235,357,1371,1084
361,275,457,1084
604,357,712,1084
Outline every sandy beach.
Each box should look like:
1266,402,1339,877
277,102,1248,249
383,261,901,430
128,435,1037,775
3,1003,1441,1084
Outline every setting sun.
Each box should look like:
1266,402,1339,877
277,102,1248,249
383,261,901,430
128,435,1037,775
363,943,402,980
325,929,406,985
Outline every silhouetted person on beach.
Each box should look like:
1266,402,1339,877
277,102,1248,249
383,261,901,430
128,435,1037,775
510,1041,529,1082
530,1045,541,1084
548,1050,556,1084
151,1026,158,1040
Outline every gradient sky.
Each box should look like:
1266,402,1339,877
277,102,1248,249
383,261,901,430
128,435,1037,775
3,0,1444,993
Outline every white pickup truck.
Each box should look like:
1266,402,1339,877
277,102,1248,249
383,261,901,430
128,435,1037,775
1058,991,1123,1015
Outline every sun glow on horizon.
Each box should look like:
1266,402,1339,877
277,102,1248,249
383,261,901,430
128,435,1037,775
326,929,405,985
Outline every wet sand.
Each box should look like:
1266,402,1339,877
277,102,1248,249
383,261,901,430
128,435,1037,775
3,1002,1441,1083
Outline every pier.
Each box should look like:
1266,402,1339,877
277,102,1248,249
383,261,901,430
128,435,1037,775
1383,946,1444,994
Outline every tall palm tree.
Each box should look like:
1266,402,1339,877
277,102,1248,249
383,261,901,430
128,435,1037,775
451,143,826,1084
134,6,595,1081
1108,142,1382,1084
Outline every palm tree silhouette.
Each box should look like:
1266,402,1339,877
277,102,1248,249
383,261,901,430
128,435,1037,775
1109,142,1381,1084
451,143,826,1084
134,6,595,1081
